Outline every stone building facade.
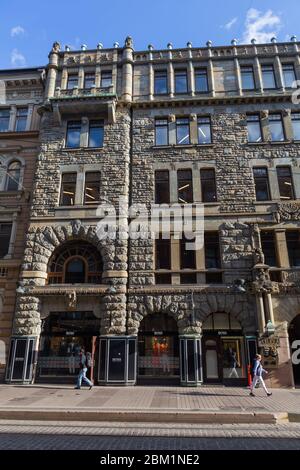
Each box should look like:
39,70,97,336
0,67,44,380
4,37,300,388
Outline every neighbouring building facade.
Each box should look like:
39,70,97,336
0,67,44,381
2,36,300,388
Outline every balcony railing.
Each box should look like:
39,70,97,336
54,86,114,99
269,267,300,284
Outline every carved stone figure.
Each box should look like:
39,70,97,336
66,290,77,310
125,36,133,48
51,42,61,53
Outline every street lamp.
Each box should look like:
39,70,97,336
264,320,275,336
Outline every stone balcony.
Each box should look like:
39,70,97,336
54,85,115,99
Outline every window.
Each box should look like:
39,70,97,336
84,172,101,204
176,118,190,145
6,161,21,191
155,170,170,204
247,115,262,143
282,64,296,88
155,119,168,146
291,113,300,140
201,169,217,202
101,71,112,88
194,69,208,93
241,66,255,90
60,173,77,206
48,241,103,284
253,167,270,201
84,73,95,89
67,74,78,90
0,224,12,258
261,65,276,89
269,114,285,141
198,117,212,144
154,70,168,94
175,70,188,94
205,232,221,269
88,120,104,147
261,232,277,266
180,235,196,269
15,108,27,132
177,169,193,203
276,166,294,200
0,109,10,132
66,121,81,148
286,231,300,267
155,238,171,269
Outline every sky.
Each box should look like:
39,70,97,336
0,0,300,69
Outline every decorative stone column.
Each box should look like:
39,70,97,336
122,36,134,103
45,42,60,99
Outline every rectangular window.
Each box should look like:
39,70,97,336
84,172,101,204
205,232,220,269
194,69,208,93
155,238,171,270
0,109,10,132
177,169,193,203
292,113,300,140
155,119,168,146
66,121,81,148
261,231,277,266
0,223,12,258
155,170,170,204
198,117,212,144
84,73,95,89
15,108,28,132
276,166,294,200
241,66,255,90
247,115,262,143
67,74,78,90
261,65,276,89
269,114,285,142
154,70,168,94
60,173,77,206
286,231,300,267
201,169,217,202
176,118,190,145
253,167,270,201
282,64,296,89
88,120,104,148
175,70,188,94
101,71,112,88
180,235,196,269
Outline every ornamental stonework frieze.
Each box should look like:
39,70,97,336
275,202,300,222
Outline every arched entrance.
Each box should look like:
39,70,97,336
137,314,180,384
289,314,300,386
202,312,250,385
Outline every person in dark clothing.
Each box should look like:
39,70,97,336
74,347,93,390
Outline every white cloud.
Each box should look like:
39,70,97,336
10,26,25,37
224,17,238,30
242,8,282,44
11,49,26,67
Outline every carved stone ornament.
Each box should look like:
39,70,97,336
168,114,176,123
125,36,133,48
251,267,274,293
52,42,61,53
260,110,269,119
65,290,77,310
276,202,300,222
71,219,82,235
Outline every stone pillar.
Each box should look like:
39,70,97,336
121,37,134,103
45,42,60,99
190,113,198,144
274,54,285,92
9,105,17,132
80,116,89,148
25,104,34,131
265,292,275,325
60,68,68,90
6,212,18,258
234,57,242,96
171,236,180,285
274,230,289,268
256,293,265,334
148,63,154,101
265,321,295,388
78,66,85,89
253,56,263,93
260,110,270,141
283,109,293,141
188,60,195,96
208,59,215,97
95,66,101,87
168,61,174,98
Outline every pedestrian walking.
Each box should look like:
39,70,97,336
249,354,272,396
228,350,239,378
74,347,93,390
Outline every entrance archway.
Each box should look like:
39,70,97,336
137,313,180,384
289,314,300,385
202,312,249,385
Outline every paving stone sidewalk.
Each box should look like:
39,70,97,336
0,384,299,413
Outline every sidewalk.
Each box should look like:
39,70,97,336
0,384,299,424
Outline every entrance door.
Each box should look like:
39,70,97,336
289,315,300,385
138,314,180,384
203,337,222,383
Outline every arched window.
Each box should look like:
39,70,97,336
6,161,21,191
48,241,103,284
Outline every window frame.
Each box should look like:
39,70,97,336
0,223,12,259
261,64,277,90
194,68,209,93
246,114,263,143
240,66,256,91
100,71,112,88
176,117,190,145
197,116,212,144
269,113,285,142
200,168,217,203
88,120,104,148
276,166,295,200
177,169,193,204
65,121,81,148
291,113,300,141
84,171,101,205
253,167,271,201
155,170,170,204
5,161,21,192
155,118,169,146
59,172,77,206
154,70,168,95
15,107,28,132
174,69,188,94
282,63,296,89
84,73,95,89
0,108,10,133
67,74,78,90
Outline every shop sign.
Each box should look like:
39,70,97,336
258,336,280,348
66,331,75,336
112,357,122,363
217,331,228,335
154,331,163,336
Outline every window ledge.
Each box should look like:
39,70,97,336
63,146,104,152
0,130,39,139
246,141,292,146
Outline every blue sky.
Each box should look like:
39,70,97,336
0,0,300,69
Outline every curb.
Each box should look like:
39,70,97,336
0,408,288,424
